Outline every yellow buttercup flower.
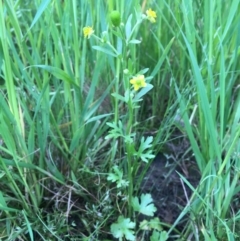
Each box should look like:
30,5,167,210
146,8,157,23
83,26,94,39
130,75,147,91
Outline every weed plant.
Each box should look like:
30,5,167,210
0,0,239,240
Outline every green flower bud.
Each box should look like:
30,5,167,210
110,10,121,27
123,69,129,75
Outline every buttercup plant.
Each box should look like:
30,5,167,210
83,8,169,240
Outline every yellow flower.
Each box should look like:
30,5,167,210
130,75,147,91
83,26,94,39
146,8,157,23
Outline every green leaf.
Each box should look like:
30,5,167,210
111,92,126,102
28,65,76,86
129,39,141,44
0,191,18,212
132,193,157,216
22,210,34,241
105,121,124,139
139,136,153,151
110,216,135,241
139,220,150,230
92,46,118,57
85,113,113,124
1,158,36,169
139,218,162,231
112,89,133,103
135,136,155,162
29,0,51,31
150,230,168,241
107,166,129,188
134,83,154,101
150,37,175,78
138,68,149,75
46,161,65,182
148,218,163,231
125,14,133,40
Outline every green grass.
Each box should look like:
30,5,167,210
0,0,239,240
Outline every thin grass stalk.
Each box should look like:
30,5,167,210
182,0,196,56
219,43,226,147
204,0,214,64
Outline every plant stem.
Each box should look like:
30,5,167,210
126,97,134,216
114,57,121,123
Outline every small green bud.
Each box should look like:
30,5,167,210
123,69,129,75
110,10,121,27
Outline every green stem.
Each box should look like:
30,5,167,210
114,57,121,123
126,98,134,216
